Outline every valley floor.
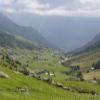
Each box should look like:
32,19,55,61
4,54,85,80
0,48,100,100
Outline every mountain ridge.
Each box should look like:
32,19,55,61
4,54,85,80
73,33,100,55
0,30,40,50
0,13,54,48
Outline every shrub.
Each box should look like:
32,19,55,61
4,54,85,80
76,71,84,81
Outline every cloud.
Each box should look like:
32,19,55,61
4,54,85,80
0,0,13,5
0,0,100,16
16,0,50,10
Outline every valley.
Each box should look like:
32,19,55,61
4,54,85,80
0,13,100,100
0,46,100,100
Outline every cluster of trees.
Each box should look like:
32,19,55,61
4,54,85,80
65,65,84,81
0,50,30,75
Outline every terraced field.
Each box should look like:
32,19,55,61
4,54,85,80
83,70,100,80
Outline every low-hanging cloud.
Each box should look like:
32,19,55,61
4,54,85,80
0,0,100,16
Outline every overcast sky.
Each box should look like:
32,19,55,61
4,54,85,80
0,0,100,16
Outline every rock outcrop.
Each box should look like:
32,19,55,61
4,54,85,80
0,71,9,78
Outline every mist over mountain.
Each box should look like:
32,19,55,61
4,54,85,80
0,13,53,48
0,30,38,50
7,13,100,51
74,33,100,54
0,1,100,99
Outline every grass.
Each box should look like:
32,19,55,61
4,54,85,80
0,65,100,100
68,48,100,68
0,48,100,100
83,70,100,80
65,48,100,81
7,48,69,83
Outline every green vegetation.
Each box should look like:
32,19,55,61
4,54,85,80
0,61,100,100
0,13,100,100
64,39,100,81
83,70,100,80
65,48,100,68
0,48,100,100
0,31,39,50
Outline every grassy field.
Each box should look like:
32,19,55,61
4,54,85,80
65,48,100,81
0,48,100,100
0,65,100,100
68,48,100,68
83,70,100,80
7,48,69,82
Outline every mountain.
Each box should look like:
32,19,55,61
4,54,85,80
64,34,100,69
0,13,52,47
39,17,100,51
0,30,39,50
8,14,100,51
74,33,100,55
